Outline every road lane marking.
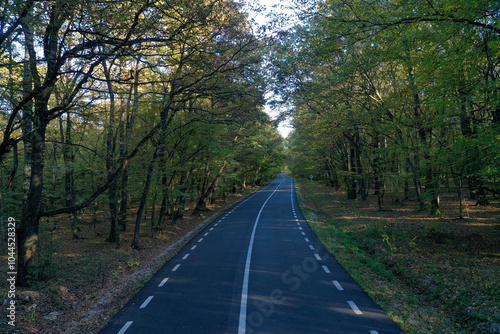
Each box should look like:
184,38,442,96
158,278,169,287
314,254,322,261
215,223,219,226
204,232,209,236
322,265,331,273
210,228,214,231
332,280,344,290
191,245,197,250
301,232,306,235
297,222,300,225
198,238,203,242
238,179,285,334
305,238,310,242
140,296,154,309
299,227,303,230
117,321,133,334
369,331,379,334
182,253,190,260
309,245,315,250
348,300,362,315
172,264,181,271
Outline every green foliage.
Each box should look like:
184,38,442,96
271,0,500,210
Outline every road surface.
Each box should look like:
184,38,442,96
99,175,403,334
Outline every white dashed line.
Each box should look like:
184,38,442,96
191,245,197,250
210,228,214,231
314,254,322,261
198,238,203,242
305,238,310,242
322,265,331,273
332,280,344,290
297,222,301,225
239,179,285,334
299,227,303,230
309,245,315,250
348,301,362,315
182,253,190,260
204,232,209,236
118,321,133,334
215,223,219,226
158,277,169,287
369,331,379,334
295,219,299,221
301,232,306,236
140,296,154,309
172,264,181,272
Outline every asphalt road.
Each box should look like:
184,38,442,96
99,175,403,334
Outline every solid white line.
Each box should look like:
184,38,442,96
140,296,154,309
305,238,310,242
369,331,379,334
191,245,197,250
238,179,285,334
322,265,331,273
172,264,180,271
332,280,344,291
182,253,190,260
348,300,362,315
117,321,133,334
309,245,315,250
158,278,169,287
314,254,322,261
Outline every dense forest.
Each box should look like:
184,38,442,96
1,0,499,297
0,0,284,286
271,0,500,213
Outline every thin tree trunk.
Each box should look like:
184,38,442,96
103,60,119,246
193,161,228,215
119,67,139,231
59,113,79,238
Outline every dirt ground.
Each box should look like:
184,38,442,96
0,192,251,334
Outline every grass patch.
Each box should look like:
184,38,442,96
295,179,500,334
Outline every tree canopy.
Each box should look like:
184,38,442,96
270,0,500,213
0,0,284,286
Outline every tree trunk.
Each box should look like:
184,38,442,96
132,148,159,249
119,67,139,231
347,141,357,200
17,118,47,286
103,60,120,246
193,161,228,215
59,113,79,239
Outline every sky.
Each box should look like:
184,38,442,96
243,0,297,138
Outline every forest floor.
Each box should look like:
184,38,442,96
295,179,500,334
0,190,256,334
